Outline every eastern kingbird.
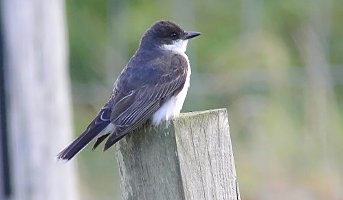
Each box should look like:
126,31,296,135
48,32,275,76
57,20,200,160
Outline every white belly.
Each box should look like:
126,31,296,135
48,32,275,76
151,53,191,125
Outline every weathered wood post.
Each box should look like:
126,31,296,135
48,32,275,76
116,108,240,200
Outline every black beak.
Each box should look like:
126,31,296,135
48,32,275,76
184,31,201,40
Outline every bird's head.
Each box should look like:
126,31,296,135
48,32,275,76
140,20,200,53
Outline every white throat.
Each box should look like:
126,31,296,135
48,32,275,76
152,39,191,125
162,39,188,54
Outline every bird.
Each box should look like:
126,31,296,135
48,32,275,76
57,20,200,160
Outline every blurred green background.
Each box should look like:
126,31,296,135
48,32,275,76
66,0,343,199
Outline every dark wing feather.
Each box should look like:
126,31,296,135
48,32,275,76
92,133,110,150
102,53,188,150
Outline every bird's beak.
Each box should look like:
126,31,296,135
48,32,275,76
184,31,201,40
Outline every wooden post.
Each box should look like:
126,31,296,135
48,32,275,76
2,0,78,200
115,108,240,200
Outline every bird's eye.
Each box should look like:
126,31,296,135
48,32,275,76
170,32,178,39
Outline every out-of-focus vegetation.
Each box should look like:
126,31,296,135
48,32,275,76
66,0,343,199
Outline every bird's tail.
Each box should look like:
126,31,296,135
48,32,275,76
57,101,113,161
57,119,110,160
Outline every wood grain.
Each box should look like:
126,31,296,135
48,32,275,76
115,109,240,200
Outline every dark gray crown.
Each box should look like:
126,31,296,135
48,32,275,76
140,20,200,49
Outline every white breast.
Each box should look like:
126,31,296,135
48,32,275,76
151,40,191,125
